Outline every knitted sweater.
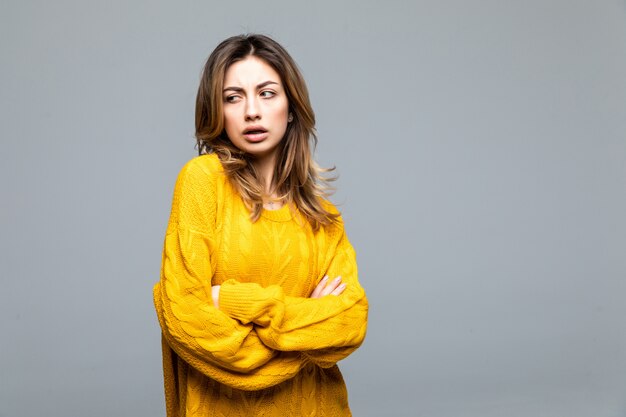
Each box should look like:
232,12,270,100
153,154,368,416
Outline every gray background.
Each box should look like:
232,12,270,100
1,1,625,416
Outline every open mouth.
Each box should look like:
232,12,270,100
243,128,269,142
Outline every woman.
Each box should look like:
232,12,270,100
153,34,368,416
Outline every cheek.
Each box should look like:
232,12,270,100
222,109,238,134
223,108,234,124
273,100,290,124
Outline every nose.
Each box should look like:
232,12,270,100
244,97,261,121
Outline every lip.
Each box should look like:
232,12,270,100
243,126,269,143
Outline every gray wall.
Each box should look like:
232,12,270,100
2,1,625,416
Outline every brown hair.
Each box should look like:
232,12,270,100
195,34,339,230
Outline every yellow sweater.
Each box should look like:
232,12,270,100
153,154,368,416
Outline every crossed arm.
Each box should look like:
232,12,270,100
212,274,347,309
155,223,367,390
154,159,368,390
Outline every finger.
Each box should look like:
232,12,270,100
330,283,347,296
310,276,328,298
211,285,221,309
320,276,342,297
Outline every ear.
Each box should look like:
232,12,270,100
287,112,294,123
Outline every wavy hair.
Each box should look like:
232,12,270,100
195,34,339,230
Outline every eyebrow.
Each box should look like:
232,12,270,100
223,80,279,93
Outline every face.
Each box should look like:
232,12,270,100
222,56,290,165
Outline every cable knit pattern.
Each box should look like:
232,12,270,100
153,154,368,416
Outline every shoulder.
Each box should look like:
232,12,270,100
171,154,227,208
173,154,226,191
318,198,345,236
320,199,341,223
177,154,224,180
320,198,340,217
169,155,226,231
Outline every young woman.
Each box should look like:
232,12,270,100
153,34,368,416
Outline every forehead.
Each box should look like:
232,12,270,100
224,56,281,86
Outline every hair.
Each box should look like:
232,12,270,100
195,34,339,230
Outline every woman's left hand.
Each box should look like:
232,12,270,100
309,276,346,298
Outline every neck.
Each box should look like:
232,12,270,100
253,153,278,195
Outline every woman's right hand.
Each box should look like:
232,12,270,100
309,276,346,298
212,285,221,309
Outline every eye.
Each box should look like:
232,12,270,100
260,90,276,99
224,95,241,103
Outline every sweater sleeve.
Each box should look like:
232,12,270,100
155,225,275,373
153,158,304,390
218,222,368,366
